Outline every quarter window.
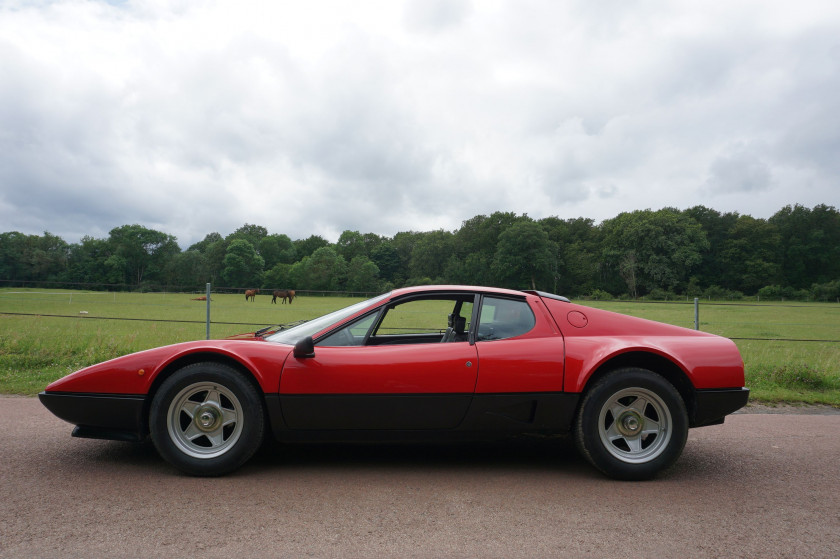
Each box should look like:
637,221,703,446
477,297,535,341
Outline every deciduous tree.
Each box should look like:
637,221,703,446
222,239,264,288
107,224,179,285
493,220,556,290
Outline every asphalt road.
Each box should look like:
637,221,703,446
2,397,839,558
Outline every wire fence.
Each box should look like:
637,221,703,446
0,279,381,298
582,298,840,343
2,283,839,343
0,284,380,339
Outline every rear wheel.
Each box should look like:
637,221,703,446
575,368,688,480
149,362,264,476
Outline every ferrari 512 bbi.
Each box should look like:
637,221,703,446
40,285,749,480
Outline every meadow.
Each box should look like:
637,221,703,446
1,288,838,405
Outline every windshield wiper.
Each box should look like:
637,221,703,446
256,319,309,338
255,325,276,337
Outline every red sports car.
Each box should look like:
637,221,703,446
39,285,748,480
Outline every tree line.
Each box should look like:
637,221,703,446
1,204,839,301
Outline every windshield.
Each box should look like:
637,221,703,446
265,292,391,345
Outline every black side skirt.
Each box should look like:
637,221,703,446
266,392,581,443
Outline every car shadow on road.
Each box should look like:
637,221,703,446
71,438,168,470
49,435,591,477
51,433,759,483
250,436,592,474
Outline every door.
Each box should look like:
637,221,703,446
279,343,478,429
279,294,479,430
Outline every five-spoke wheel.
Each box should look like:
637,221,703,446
150,362,264,476
166,381,244,459
575,368,688,480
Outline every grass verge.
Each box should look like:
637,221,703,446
2,289,839,405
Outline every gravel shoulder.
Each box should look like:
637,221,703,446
738,402,840,414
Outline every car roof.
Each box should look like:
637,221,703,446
386,284,562,299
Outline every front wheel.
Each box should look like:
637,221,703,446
149,362,264,476
574,368,688,480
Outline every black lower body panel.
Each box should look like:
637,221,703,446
458,392,579,436
691,387,750,427
278,393,473,430
39,391,146,441
266,392,580,443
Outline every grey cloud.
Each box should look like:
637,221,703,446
1,0,839,248
704,144,773,194
403,0,472,34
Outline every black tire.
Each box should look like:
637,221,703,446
574,367,688,480
149,362,264,476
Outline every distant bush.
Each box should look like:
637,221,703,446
380,281,395,293
685,277,703,297
643,288,678,301
702,285,744,301
404,277,434,287
758,285,811,301
811,280,840,302
588,289,614,300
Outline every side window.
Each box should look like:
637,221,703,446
376,298,452,336
318,296,476,346
371,296,474,345
317,312,379,346
477,297,535,341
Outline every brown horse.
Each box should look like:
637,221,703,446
271,289,295,304
245,289,259,302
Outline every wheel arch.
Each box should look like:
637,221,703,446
576,351,697,426
141,352,266,438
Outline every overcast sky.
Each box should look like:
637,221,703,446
1,0,838,249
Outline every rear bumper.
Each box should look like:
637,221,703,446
39,391,146,441
691,387,750,427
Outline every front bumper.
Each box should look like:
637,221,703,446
38,391,147,442
691,387,750,427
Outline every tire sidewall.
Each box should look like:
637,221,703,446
150,362,264,476
575,368,688,481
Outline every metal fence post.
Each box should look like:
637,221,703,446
206,283,211,340
694,297,699,330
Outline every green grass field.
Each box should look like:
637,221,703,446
2,288,839,405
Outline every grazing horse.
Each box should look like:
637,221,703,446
272,289,295,304
245,289,259,302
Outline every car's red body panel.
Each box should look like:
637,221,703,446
40,284,748,479
473,337,565,393
44,285,745,398
538,298,744,392
45,340,294,395
279,343,478,394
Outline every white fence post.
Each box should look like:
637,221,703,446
694,297,699,330
206,283,211,340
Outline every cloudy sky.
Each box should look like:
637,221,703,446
1,0,838,248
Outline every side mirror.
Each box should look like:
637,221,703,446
293,336,315,358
